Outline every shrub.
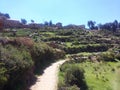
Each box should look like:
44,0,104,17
0,44,34,90
1,45,33,69
31,43,55,74
53,49,65,59
14,37,34,48
66,85,80,90
0,63,7,90
115,54,120,60
64,66,87,90
98,52,115,62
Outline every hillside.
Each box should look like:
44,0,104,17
0,27,120,90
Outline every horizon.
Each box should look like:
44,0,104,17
0,0,120,26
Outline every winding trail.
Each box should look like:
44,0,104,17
30,59,67,90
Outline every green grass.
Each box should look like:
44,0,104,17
16,29,31,36
66,42,72,47
83,61,120,90
58,71,65,87
58,61,120,90
80,62,113,90
39,31,55,36
113,66,120,90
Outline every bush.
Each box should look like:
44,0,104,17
115,54,120,60
14,37,34,48
98,52,115,62
1,45,33,70
31,43,55,74
0,44,34,90
0,63,7,90
0,37,66,89
66,85,80,90
53,49,65,59
64,66,87,90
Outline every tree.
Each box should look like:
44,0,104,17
21,19,27,24
31,20,34,23
103,23,112,30
112,20,118,32
119,23,120,29
49,20,53,26
0,12,10,19
98,23,103,30
56,22,62,28
114,20,118,28
4,13,10,19
44,21,49,26
87,21,96,30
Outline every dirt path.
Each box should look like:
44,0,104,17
30,59,67,90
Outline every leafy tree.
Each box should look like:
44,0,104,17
0,12,10,19
56,22,63,28
31,19,34,23
103,23,112,30
112,20,118,32
119,22,120,28
44,21,49,26
21,19,27,24
96,20,119,32
49,20,53,26
114,20,118,28
4,13,10,19
87,21,96,30
102,20,118,32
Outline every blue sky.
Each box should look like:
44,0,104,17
0,0,120,26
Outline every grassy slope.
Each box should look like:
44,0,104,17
2,28,120,89
81,62,114,90
58,61,120,90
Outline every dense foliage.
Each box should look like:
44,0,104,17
59,64,88,90
0,37,65,90
0,44,33,90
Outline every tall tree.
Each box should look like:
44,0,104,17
113,20,118,28
111,20,118,32
87,21,96,30
119,23,120,29
44,21,49,26
21,19,27,24
31,20,34,23
49,20,53,26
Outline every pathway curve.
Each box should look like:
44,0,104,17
30,59,67,90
